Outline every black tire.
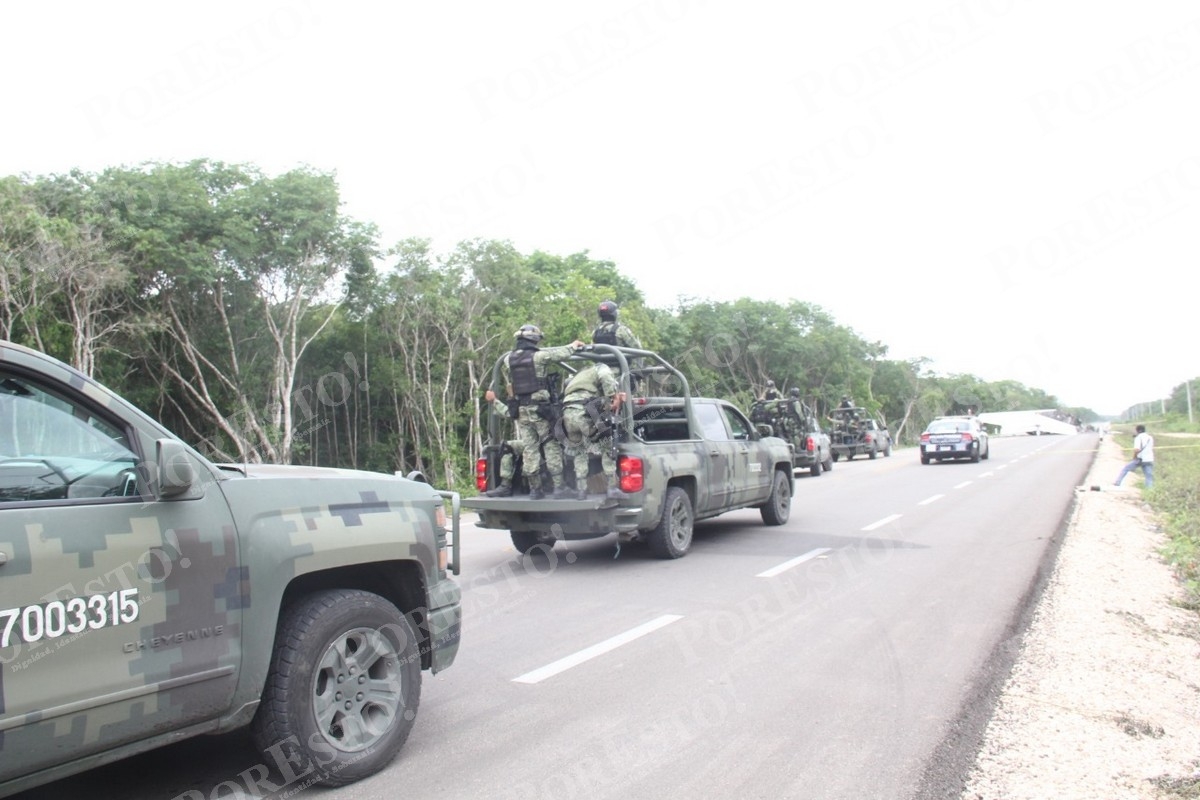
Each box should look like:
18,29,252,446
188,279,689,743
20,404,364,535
648,486,694,559
252,589,421,787
982,442,990,460
970,443,981,463
511,530,556,554
823,455,833,471
868,444,878,460
831,451,840,463
884,441,892,457
809,457,823,477
760,470,791,526
921,453,930,465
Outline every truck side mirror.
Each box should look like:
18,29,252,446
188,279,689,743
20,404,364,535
157,438,196,498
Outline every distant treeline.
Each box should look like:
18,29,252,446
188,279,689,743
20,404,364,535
0,159,1088,489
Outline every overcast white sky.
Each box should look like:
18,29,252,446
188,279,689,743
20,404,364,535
4,2,1197,416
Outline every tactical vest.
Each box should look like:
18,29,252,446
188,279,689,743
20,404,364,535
509,350,545,399
592,322,619,346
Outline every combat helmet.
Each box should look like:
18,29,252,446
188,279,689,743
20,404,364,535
597,300,619,321
514,324,543,344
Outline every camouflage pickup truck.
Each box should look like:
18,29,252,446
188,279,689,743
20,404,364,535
0,341,461,796
749,397,834,477
828,406,893,461
464,347,794,558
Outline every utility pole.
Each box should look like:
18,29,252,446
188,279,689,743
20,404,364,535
1188,380,1194,425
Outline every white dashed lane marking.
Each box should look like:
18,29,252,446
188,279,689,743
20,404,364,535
757,547,832,578
512,614,684,684
862,513,902,531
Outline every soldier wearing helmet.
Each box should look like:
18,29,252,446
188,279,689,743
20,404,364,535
787,387,806,423
485,324,584,499
762,379,780,401
591,300,641,350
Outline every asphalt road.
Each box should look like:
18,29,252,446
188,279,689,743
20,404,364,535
15,432,1098,800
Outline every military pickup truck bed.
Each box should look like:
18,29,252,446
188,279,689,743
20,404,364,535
750,397,834,477
828,406,893,461
464,347,795,558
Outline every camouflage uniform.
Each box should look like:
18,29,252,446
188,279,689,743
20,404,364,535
592,302,642,395
591,320,641,349
498,439,524,484
499,342,581,493
560,362,622,496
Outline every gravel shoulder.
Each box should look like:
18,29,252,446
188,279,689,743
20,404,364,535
961,435,1200,799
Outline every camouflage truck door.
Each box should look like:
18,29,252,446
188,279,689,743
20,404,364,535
693,402,764,512
0,367,243,784
719,403,773,505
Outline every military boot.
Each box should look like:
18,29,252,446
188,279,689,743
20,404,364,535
551,485,576,500
527,485,545,500
484,482,512,497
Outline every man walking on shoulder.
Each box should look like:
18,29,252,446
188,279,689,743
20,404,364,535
1114,424,1155,489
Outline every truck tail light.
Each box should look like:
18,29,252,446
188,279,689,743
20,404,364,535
475,457,488,491
618,456,644,493
961,433,974,443
805,436,815,452
920,433,930,443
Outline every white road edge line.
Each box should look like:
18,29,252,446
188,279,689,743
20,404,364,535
918,494,944,506
512,614,684,685
862,513,902,531
757,547,832,578
954,481,972,489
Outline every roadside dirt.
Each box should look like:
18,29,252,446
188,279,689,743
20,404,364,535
961,434,1200,799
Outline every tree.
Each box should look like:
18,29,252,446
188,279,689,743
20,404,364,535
0,177,56,350
82,160,371,464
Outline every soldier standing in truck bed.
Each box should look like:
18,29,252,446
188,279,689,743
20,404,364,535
486,325,583,499
592,300,640,349
560,356,626,500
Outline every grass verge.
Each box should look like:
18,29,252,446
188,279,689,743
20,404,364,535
1121,426,1200,608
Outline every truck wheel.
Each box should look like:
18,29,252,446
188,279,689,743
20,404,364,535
511,530,556,554
832,452,840,462
868,444,878,460
252,589,421,787
884,441,892,457
823,455,833,472
648,486,694,558
760,470,791,526
809,458,823,477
